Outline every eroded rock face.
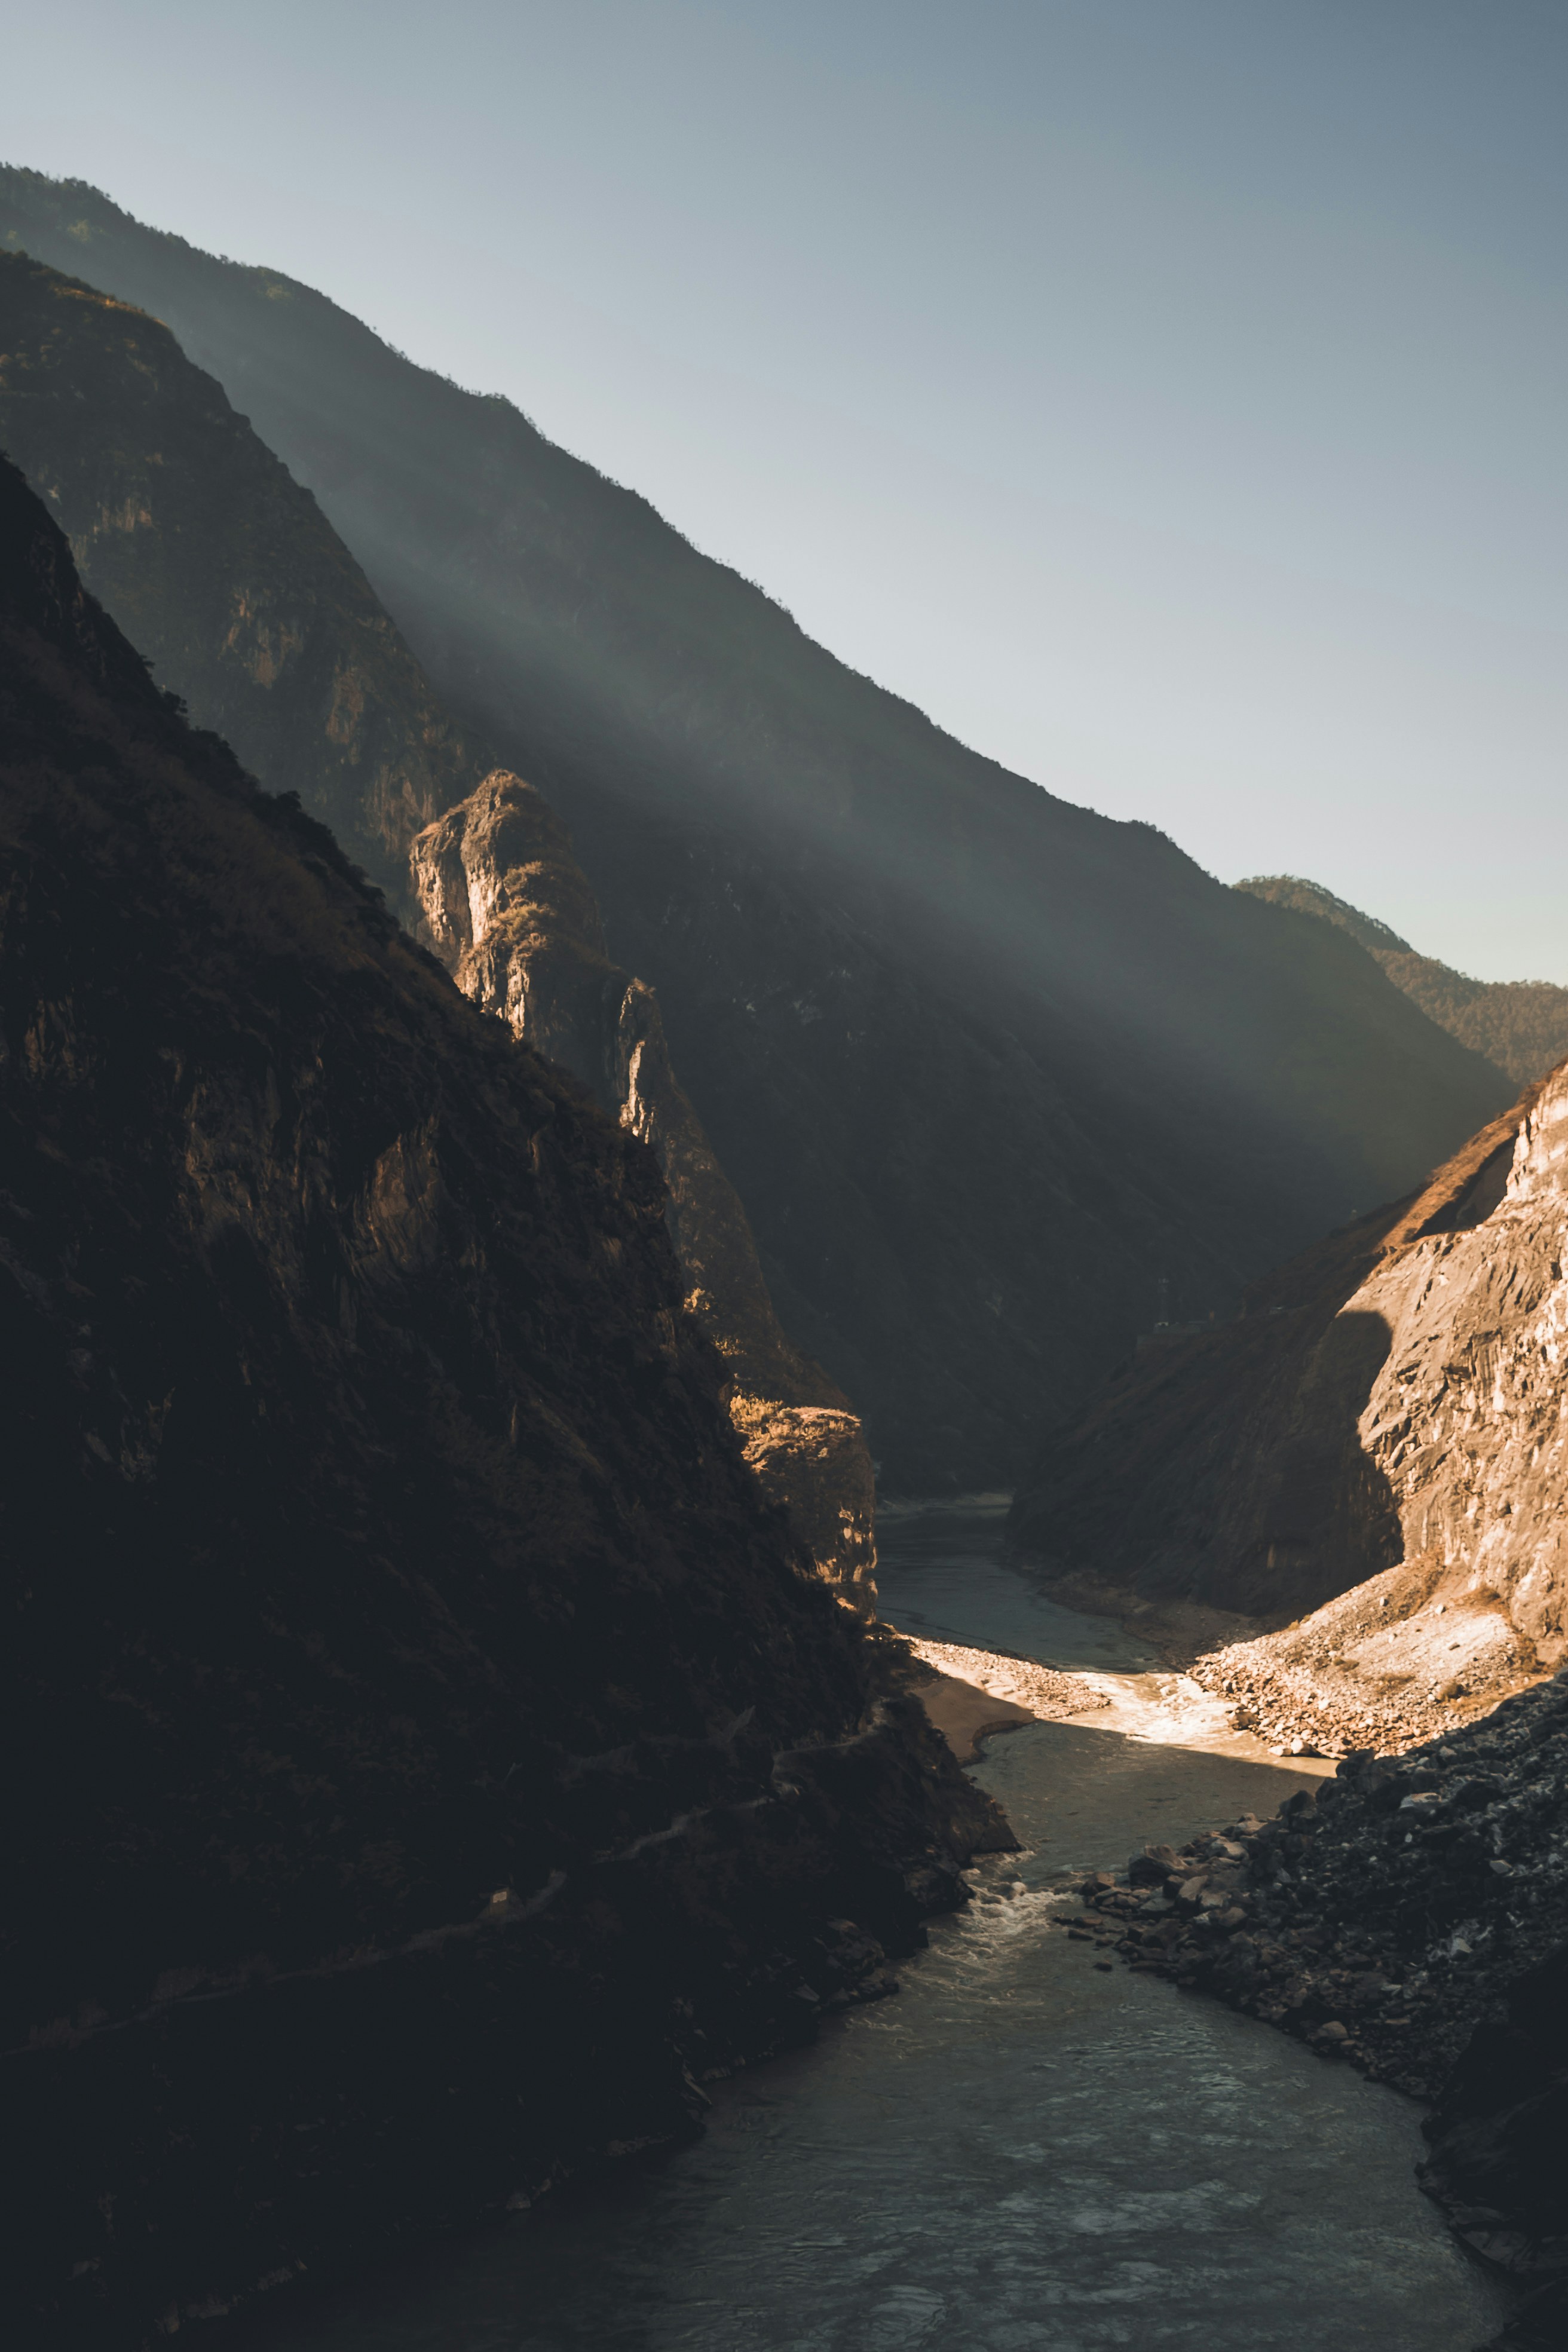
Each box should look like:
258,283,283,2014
1011,1070,1566,1654
0,462,1009,2344
0,255,878,1606
730,1398,877,1608
412,770,878,1603
1345,1068,1568,1661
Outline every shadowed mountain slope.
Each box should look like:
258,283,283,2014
0,457,1004,2344
0,246,875,1597
1238,875,1568,1088
0,169,1513,1486
0,247,489,895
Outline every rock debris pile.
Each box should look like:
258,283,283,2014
1068,1672,1568,2348
1190,1563,1544,1760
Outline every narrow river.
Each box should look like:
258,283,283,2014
243,1503,1504,2351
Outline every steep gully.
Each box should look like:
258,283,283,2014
235,1506,1501,2352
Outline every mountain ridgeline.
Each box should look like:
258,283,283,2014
0,249,489,895
0,455,1009,2342
0,246,877,1597
0,168,1512,1488
1237,875,1568,1089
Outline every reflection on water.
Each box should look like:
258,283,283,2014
240,1508,1503,2351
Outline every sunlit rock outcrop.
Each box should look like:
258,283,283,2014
1011,1064,1568,1690
1346,1063,1568,1661
413,770,878,1606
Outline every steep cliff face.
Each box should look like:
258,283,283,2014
1011,1066,1568,1740
1238,875,1568,1087
0,170,1514,1487
0,247,488,898
1346,1068,1568,1658
0,245,872,1597
412,770,877,1602
0,460,1006,2345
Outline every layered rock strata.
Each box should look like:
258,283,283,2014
0,168,1514,1488
0,460,1009,2347
1077,1684,1568,2350
1011,1066,1567,1679
411,770,878,1604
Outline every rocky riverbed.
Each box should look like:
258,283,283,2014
1181,1560,1548,1762
1079,1668,1568,2348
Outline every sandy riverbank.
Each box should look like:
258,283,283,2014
890,1629,1107,1760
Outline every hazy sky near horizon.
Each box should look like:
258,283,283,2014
4,1,1565,979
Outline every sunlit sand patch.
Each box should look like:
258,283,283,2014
904,1628,1340,1775
904,1636,1108,1719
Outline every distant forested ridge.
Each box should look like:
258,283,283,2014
1238,876,1568,1088
0,166,1512,1486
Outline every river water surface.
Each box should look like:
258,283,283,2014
246,1503,1503,2351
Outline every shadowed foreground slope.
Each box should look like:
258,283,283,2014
0,459,1006,2345
0,169,1513,1486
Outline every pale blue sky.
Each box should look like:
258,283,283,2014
4,1,1564,978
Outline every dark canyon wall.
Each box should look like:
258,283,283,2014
0,169,1513,1487
0,460,1005,2345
